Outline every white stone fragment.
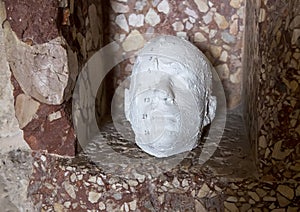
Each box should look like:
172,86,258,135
145,8,161,26
157,0,170,14
197,183,210,198
172,21,184,31
184,8,198,19
15,94,40,129
189,17,196,23
97,177,104,186
48,111,62,122
128,179,138,187
291,29,300,46
176,31,188,39
203,12,213,24
230,0,241,8
185,21,193,30
98,202,106,210
124,36,216,158
152,0,160,7
194,0,209,13
64,201,71,208
5,32,71,105
54,203,64,212
182,179,189,187
221,31,236,43
128,14,144,27
194,32,207,42
124,203,129,212
214,13,229,29
0,8,21,138
63,182,76,199
111,1,129,13
88,176,97,183
115,14,129,32
209,29,217,39
40,155,47,162
172,177,180,188
210,45,222,58
88,191,101,203
200,25,209,34
220,50,228,62
122,30,145,52
129,200,137,210
259,8,266,23
135,0,147,11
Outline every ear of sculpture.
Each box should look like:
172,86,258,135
203,95,217,127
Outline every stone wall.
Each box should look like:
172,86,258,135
0,1,20,139
0,0,105,156
244,0,300,181
0,0,30,153
103,0,245,109
1,0,246,155
1,0,77,156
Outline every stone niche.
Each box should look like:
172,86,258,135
2,0,246,156
1,0,300,211
1,0,299,178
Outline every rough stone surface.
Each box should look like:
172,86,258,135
89,4,102,48
115,14,129,32
214,13,229,29
0,0,86,156
106,0,245,110
26,146,300,211
157,0,170,14
0,150,36,211
145,8,160,26
111,1,129,13
22,103,76,156
3,0,59,44
0,113,296,211
122,30,145,52
194,32,207,42
5,33,71,105
15,94,40,129
0,1,20,138
1,0,299,211
172,21,184,31
244,0,300,182
194,0,209,13
128,14,144,27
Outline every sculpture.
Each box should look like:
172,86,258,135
124,35,217,158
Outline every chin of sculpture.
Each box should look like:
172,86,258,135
125,35,217,158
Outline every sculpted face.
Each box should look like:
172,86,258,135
125,36,216,158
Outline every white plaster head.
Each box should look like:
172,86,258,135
125,35,216,157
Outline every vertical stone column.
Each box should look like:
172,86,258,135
2,0,78,156
0,1,28,153
1,0,104,156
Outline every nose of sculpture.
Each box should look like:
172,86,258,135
125,35,217,158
